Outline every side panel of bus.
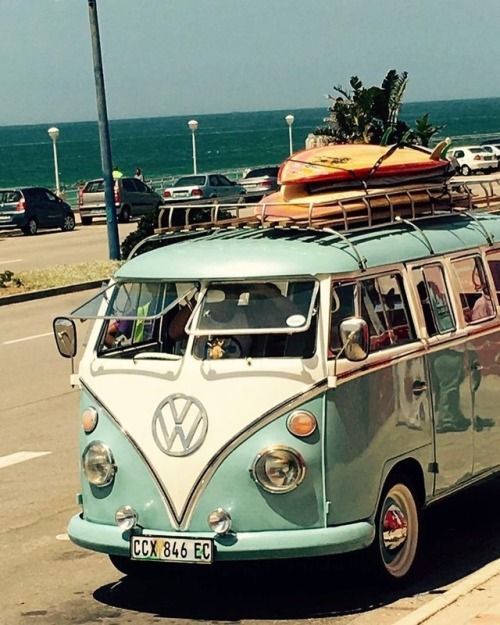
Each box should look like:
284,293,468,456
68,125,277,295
324,357,434,526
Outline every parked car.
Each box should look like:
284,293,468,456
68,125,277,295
480,144,500,162
79,177,162,225
0,187,75,235
447,146,498,176
162,174,246,203
237,165,280,200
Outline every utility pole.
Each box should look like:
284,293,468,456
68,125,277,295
87,0,121,260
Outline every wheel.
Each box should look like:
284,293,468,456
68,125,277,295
81,216,93,226
120,206,131,223
22,218,38,236
461,164,472,176
61,213,76,232
109,554,153,577
371,477,420,581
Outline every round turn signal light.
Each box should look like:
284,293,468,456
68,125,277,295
82,407,98,434
287,410,317,438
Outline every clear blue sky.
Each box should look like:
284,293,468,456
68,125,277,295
0,0,497,125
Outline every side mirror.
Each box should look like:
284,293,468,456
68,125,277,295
53,317,77,358
339,317,369,362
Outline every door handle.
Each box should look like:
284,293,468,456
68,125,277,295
412,380,427,396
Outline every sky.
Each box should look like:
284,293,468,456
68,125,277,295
0,0,498,126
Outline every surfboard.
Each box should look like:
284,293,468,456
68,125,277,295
278,143,452,186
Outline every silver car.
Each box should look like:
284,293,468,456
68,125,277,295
79,177,162,225
163,173,246,203
238,165,280,200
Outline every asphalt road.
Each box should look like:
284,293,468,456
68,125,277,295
0,219,136,271
3,293,500,625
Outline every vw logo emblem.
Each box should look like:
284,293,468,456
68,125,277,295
152,394,208,457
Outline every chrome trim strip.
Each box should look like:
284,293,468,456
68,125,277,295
178,379,329,529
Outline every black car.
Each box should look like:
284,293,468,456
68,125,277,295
0,187,75,235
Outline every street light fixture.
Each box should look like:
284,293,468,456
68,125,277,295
188,119,199,174
285,114,295,156
48,126,60,196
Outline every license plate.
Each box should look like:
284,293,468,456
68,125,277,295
131,536,213,564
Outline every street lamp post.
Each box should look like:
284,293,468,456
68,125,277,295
87,0,120,261
188,119,199,174
285,114,295,156
48,126,60,196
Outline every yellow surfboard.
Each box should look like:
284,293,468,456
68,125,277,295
279,143,451,186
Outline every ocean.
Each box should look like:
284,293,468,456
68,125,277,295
2,98,500,190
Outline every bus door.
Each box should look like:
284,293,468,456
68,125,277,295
326,273,433,526
451,254,500,477
412,263,473,494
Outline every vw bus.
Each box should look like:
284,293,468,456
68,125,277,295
53,185,500,581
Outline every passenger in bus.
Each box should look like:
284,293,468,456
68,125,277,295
471,291,494,320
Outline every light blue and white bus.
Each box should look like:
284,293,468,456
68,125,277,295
54,190,500,581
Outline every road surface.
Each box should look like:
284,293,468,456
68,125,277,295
2,293,500,625
0,220,136,272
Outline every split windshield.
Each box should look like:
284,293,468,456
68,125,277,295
71,278,318,360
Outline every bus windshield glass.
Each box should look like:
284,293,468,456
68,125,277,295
191,280,318,335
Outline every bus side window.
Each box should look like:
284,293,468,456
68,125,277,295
413,264,455,336
485,250,500,304
360,273,415,352
451,256,494,323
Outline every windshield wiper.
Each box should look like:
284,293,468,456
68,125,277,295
133,352,182,362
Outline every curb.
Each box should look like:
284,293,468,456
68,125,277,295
0,280,104,307
390,558,500,625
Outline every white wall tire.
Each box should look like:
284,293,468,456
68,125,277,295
374,479,420,580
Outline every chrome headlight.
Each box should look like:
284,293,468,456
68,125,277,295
251,446,306,493
82,441,116,487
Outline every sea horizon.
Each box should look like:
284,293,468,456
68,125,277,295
3,94,500,129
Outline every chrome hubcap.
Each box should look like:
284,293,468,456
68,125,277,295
382,501,408,551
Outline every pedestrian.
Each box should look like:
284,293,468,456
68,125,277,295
134,167,144,182
112,166,123,179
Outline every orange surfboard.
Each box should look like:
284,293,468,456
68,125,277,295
278,143,451,186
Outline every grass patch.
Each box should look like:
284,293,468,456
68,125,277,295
0,260,121,297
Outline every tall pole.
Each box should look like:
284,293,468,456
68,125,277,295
188,119,199,174
87,0,120,260
285,114,295,156
191,131,197,174
48,127,60,195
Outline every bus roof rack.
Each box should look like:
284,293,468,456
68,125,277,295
127,180,500,259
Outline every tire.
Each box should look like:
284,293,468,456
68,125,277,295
81,216,93,226
22,218,38,236
61,213,76,232
109,554,153,578
461,164,472,176
120,206,131,223
370,476,421,581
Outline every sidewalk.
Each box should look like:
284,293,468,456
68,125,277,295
391,560,500,625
